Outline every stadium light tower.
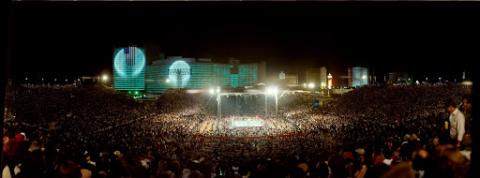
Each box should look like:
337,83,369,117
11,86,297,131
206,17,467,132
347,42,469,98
266,86,279,117
210,86,222,119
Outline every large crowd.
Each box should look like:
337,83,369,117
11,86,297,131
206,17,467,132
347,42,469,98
2,84,473,178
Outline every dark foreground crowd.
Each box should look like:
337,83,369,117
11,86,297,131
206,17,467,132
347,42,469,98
1,84,473,178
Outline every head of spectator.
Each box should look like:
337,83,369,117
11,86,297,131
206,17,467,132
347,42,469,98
462,96,471,110
446,99,458,114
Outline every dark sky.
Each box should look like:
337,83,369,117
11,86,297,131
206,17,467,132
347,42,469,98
8,2,479,81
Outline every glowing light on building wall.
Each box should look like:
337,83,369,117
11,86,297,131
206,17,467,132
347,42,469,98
168,60,191,88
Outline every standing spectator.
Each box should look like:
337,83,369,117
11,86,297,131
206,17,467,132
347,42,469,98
436,112,450,145
460,96,472,133
18,140,45,178
447,100,465,147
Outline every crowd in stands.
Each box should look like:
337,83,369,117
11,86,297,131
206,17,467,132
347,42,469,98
2,84,472,178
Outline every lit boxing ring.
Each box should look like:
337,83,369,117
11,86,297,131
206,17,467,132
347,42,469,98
228,117,265,129
195,116,296,136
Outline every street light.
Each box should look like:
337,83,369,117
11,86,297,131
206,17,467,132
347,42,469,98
165,78,171,83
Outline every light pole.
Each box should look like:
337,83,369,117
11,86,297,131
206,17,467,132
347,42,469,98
210,86,222,119
217,87,221,119
275,92,278,116
266,86,279,117
265,94,268,116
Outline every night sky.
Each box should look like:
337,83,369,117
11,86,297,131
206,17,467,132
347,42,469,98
7,2,479,82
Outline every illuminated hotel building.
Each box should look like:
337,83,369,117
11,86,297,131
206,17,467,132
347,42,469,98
113,47,266,94
351,66,369,87
305,66,328,89
320,67,327,89
284,74,298,87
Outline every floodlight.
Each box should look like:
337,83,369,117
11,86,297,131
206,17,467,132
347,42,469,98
101,74,109,82
266,86,279,95
271,86,278,95
308,82,315,89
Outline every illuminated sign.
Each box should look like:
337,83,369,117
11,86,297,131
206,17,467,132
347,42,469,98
113,46,145,90
114,47,146,77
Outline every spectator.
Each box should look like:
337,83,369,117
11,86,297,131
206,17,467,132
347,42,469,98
461,96,472,133
447,100,466,147
2,84,471,178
